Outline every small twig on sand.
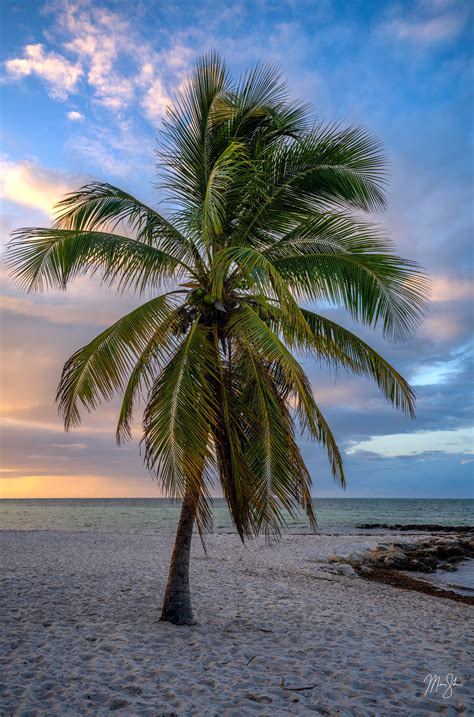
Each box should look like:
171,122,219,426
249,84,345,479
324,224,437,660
258,628,272,633
280,677,318,692
245,655,257,666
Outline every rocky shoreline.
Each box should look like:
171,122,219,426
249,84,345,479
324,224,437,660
329,534,474,605
356,523,474,533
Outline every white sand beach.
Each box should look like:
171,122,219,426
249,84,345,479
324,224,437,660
1,530,472,716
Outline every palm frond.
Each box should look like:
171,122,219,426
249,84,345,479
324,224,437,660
53,182,206,272
300,308,416,416
7,228,195,293
231,124,388,250
142,319,218,503
160,52,233,210
115,303,192,444
233,338,316,535
202,140,249,245
56,295,181,430
212,244,313,346
209,326,258,539
272,249,428,340
229,304,344,486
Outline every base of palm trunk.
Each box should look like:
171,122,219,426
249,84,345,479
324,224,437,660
160,600,196,625
160,491,196,626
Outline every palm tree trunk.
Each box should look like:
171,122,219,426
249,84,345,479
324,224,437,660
160,490,196,625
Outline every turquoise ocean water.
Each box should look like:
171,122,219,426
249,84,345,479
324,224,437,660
0,498,472,534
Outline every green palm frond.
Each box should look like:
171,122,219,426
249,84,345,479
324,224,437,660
202,140,249,246
142,319,218,500
115,303,192,444
209,326,258,539
300,308,416,416
161,52,233,210
7,227,195,293
272,249,428,340
234,338,316,535
53,182,206,271
212,244,314,347
229,304,344,486
57,295,181,430
232,125,388,250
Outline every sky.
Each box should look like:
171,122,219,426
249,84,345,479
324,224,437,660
0,0,473,499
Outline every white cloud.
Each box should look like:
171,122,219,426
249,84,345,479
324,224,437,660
411,359,461,386
58,3,136,110
383,1,469,43
388,14,467,42
347,427,474,457
1,2,197,180
0,416,111,436
4,2,193,123
67,110,84,121
50,443,88,450
139,64,171,122
51,1,188,116
4,43,82,99
0,157,75,217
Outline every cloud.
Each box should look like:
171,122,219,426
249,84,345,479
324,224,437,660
388,14,467,42
419,312,470,342
4,43,82,99
347,427,474,457
431,276,473,302
382,1,469,44
67,110,84,121
66,116,155,179
0,295,124,327
50,443,88,450
3,2,192,123
139,64,171,122
0,157,76,217
410,345,469,386
1,2,196,177
49,1,190,116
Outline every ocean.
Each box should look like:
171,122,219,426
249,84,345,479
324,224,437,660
0,497,472,534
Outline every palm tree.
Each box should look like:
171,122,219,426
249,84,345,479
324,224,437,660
8,54,428,625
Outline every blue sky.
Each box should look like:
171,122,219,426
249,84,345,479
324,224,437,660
0,0,473,498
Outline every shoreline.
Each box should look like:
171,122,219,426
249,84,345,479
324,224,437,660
360,567,474,605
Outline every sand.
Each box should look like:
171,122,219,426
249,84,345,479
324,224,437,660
1,530,472,716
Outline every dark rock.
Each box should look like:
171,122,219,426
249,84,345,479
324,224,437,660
443,545,466,558
423,556,438,570
398,543,419,553
355,523,474,533
407,559,433,573
383,555,409,570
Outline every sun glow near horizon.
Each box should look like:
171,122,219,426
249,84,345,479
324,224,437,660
0,473,163,499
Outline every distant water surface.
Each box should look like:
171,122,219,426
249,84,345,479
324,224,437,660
0,498,472,534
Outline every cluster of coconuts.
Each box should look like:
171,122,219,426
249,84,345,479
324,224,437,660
188,287,218,307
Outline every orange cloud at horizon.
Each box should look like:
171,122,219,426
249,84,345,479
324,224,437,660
0,474,162,499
